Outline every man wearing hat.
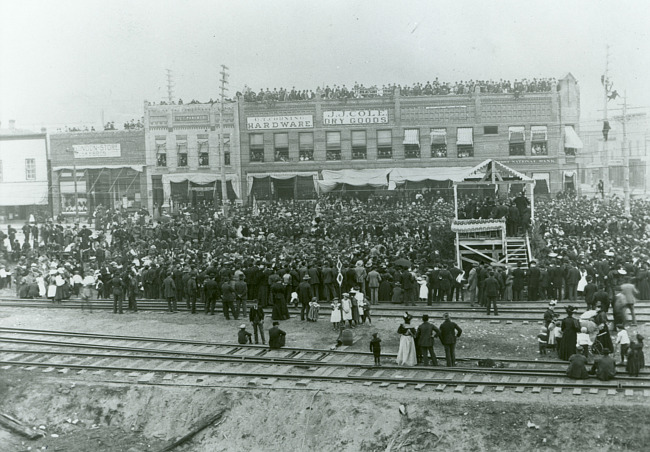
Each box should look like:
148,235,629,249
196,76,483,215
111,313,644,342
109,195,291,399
237,324,252,344
439,313,462,367
268,321,286,350
416,314,441,366
297,274,313,321
527,260,540,301
544,302,557,329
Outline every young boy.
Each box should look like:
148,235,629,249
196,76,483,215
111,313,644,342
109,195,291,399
537,327,548,355
369,332,382,366
576,326,592,357
616,324,630,364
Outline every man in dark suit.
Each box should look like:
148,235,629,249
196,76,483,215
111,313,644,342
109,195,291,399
297,275,313,321
484,272,500,315
203,276,219,315
439,313,463,367
249,302,265,344
449,264,463,302
565,264,581,302
268,321,286,349
512,262,526,301
321,261,336,302
308,262,321,301
527,261,540,301
416,314,441,366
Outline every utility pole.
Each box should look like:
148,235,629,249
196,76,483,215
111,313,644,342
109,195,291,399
621,91,630,216
219,64,229,217
602,45,610,195
166,69,175,104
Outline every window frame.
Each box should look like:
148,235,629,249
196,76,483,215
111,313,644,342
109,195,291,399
249,133,265,163
456,127,474,158
299,132,314,161
483,126,498,135
274,132,289,162
351,130,367,160
326,131,342,161
377,130,393,159
430,128,447,158
25,158,36,180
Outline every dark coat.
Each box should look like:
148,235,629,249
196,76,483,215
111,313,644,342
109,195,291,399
484,277,500,297
297,280,313,305
439,319,462,345
269,326,286,349
249,305,265,323
416,321,441,347
163,276,176,298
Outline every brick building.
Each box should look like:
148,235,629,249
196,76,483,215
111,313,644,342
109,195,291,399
49,130,147,218
237,73,582,201
143,101,241,214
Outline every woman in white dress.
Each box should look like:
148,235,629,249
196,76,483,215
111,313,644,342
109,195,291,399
341,293,354,328
418,277,428,303
330,300,341,330
577,267,588,296
396,313,417,366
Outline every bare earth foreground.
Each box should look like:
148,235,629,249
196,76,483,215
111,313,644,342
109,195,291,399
0,306,648,452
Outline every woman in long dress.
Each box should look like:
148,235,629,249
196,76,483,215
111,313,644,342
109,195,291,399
396,314,417,366
577,268,588,296
634,264,650,301
626,334,645,377
558,306,580,361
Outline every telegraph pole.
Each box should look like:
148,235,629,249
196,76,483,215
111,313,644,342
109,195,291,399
621,91,630,216
602,45,610,195
219,64,229,217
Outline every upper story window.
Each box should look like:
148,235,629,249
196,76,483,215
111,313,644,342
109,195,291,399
250,133,264,162
176,136,188,167
326,131,341,160
155,137,167,167
430,128,447,158
299,132,314,161
25,158,36,180
351,130,367,160
508,126,526,156
377,130,392,159
198,139,209,166
483,126,498,135
457,127,473,158
564,125,583,156
531,126,548,155
403,129,420,158
274,133,289,162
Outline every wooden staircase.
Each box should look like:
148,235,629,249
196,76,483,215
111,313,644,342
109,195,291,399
505,235,530,268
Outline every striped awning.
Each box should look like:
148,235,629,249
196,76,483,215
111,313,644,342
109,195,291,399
509,126,525,143
403,129,420,145
531,126,547,141
564,126,583,149
430,128,447,144
457,127,473,145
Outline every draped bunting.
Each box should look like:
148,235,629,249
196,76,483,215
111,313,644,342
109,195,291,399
451,219,506,233
53,165,144,172
318,168,390,193
162,172,240,199
390,167,472,184
246,172,318,196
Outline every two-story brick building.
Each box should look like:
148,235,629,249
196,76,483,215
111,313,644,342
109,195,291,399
237,73,582,202
49,130,147,218
143,101,241,213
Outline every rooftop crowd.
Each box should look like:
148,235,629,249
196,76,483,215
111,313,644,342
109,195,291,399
239,77,557,102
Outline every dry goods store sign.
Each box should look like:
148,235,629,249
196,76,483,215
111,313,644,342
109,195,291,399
72,144,121,158
247,115,313,130
323,109,389,125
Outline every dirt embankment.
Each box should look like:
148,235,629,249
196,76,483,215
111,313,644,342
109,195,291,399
1,375,649,452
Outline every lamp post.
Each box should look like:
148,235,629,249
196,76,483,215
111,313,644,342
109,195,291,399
66,147,79,223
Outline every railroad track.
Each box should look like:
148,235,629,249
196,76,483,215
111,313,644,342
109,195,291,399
2,298,649,322
0,327,648,397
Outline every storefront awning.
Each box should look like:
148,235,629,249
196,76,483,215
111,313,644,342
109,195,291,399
403,129,419,145
508,126,525,143
0,181,48,206
390,167,472,184
53,165,144,172
162,172,240,199
564,126,583,149
318,169,389,193
246,172,318,196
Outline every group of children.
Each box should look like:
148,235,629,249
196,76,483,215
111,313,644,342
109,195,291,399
329,288,372,329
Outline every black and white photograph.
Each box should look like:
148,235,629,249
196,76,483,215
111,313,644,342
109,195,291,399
0,0,649,450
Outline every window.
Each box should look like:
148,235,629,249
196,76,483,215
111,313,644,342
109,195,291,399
564,125,582,156
198,139,209,166
224,134,231,166
377,130,392,159
457,127,474,158
250,133,264,162
403,128,420,158
430,128,447,158
351,130,367,160
155,136,167,167
299,132,314,161
176,136,188,167
484,126,498,135
274,133,289,162
25,158,36,180
508,126,526,156
531,126,548,155
326,131,341,160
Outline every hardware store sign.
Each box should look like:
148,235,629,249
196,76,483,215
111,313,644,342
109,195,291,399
247,115,313,130
323,109,389,125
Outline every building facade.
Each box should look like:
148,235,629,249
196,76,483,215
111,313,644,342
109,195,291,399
143,101,241,214
237,74,582,201
49,130,147,218
0,121,49,222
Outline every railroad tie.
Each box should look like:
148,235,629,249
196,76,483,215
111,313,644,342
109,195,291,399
625,389,634,397
137,373,155,384
495,386,505,392
454,385,465,393
607,389,617,396
397,383,407,389
261,378,277,385
514,387,525,393
474,385,485,394
553,387,562,394
435,384,446,392
573,388,582,395
379,382,390,388
644,390,650,397
589,388,599,395
415,383,426,391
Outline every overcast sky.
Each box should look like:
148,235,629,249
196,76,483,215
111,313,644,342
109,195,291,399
1,0,649,130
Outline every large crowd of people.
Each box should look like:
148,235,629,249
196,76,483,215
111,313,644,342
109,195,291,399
0,190,647,373
239,77,557,103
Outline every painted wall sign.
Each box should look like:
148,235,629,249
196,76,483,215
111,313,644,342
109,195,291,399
323,109,389,125
72,144,121,158
247,115,314,130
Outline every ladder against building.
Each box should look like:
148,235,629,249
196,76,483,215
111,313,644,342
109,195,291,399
451,159,536,273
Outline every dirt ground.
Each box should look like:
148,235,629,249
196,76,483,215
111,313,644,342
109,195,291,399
0,306,648,451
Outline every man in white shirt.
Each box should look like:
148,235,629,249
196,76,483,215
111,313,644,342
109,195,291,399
615,325,630,364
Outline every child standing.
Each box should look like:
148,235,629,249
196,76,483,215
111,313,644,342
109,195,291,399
330,300,342,330
537,327,549,355
616,324,631,364
307,298,320,322
576,326,592,357
369,332,381,366
554,321,563,355
362,296,372,324
547,323,557,353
